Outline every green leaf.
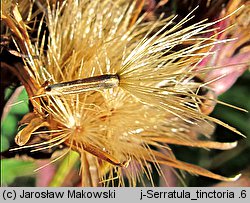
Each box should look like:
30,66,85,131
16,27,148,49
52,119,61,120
9,89,29,115
1,159,36,186
0,136,10,152
4,88,14,100
1,114,17,138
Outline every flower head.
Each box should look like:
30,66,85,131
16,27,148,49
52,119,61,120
2,0,245,186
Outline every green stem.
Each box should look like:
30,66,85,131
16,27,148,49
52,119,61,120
49,150,79,186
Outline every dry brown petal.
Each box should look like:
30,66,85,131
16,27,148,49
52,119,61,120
15,117,49,146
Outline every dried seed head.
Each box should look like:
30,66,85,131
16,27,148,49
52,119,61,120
4,0,245,186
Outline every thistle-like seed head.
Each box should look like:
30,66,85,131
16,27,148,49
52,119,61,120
3,0,245,186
